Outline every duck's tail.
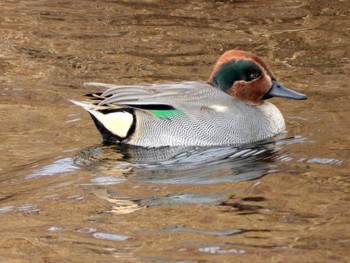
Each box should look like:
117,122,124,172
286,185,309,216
70,100,135,143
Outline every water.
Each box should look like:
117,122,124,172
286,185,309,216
1,0,349,262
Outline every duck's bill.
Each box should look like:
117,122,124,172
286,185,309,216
263,80,307,100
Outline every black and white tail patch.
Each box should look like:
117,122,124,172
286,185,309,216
71,100,135,142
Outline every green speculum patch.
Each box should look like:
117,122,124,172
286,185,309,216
150,109,185,119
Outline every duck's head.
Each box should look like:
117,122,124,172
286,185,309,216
208,50,307,106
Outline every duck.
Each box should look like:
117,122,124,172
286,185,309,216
71,50,307,148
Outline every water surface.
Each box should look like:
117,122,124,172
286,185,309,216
1,0,349,262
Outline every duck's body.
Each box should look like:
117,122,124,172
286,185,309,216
72,50,306,147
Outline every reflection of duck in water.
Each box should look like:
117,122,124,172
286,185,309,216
72,50,306,148
81,143,279,213
75,141,280,185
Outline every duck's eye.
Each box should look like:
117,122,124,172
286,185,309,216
246,71,260,81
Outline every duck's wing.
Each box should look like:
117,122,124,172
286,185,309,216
83,81,215,109
71,81,236,145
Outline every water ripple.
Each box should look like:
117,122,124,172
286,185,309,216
93,232,130,242
139,191,229,206
26,157,79,179
160,226,244,236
